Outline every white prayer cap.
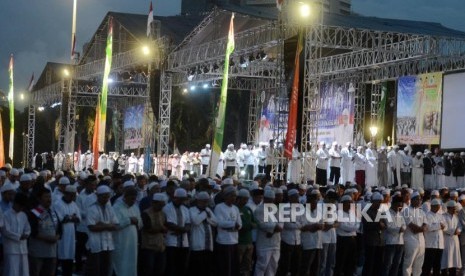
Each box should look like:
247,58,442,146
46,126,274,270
431,199,442,206
275,188,283,195
446,200,457,208
431,190,440,196
407,188,413,195
411,191,420,199
39,170,47,177
401,184,409,189
346,142,351,146
379,186,386,192
123,181,135,188
96,185,111,195
298,184,307,190
0,183,15,193
227,144,234,148
237,189,250,198
148,182,159,190
313,184,320,189
382,189,391,196
59,177,70,185
311,189,321,196
10,169,19,176
450,191,458,197
56,170,64,177
4,163,12,170
103,176,112,181
158,175,167,181
223,186,237,196
340,195,352,202
280,185,287,191
65,185,77,193
241,144,247,149
461,152,465,156
264,185,272,191
319,141,325,146
418,188,424,195
174,188,188,198
416,152,422,157
0,170,5,177
152,193,167,202
264,189,275,199
392,191,401,197
449,152,455,157
222,178,234,186
195,191,211,200
206,144,211,148
332,141,338,146
213,184,221,191
249,182,260,191
393,145,399,149
29,173,37,180
19,174,32,182
288,189,299,197
459,195,465,202
371,192,383,201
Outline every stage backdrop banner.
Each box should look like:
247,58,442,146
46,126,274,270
396,72,442,145
124,105,144,150
317,82,355,145
258,92,288,144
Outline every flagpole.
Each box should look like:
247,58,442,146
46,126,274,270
71,0,77,61
8,55,14,164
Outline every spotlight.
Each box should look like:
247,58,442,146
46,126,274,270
190,85,196,91
142,45,150,55
107,78,114,84
38,106,45,112
239,56,248,68
182,88,188,94
299,4,311,18
240,170,246,176
63,69,70,77
203,83,209,89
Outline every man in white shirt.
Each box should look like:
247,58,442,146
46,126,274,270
388,145,403,187
422,198,445,275
299,190,323,276
163,188,191,276
257,143,267,174
85,185,119,276
320,190,338,276
402,191,427,276
254,189,282,276
200,144,211,175
340,142,354,184
224,144,238,177
328,142,342,185
214,186,242,276
189,191,217,275
316,141,329,186
353,146,366,188
335,195,360,276
383,195,406,276
243,143,256,180
277,189,302,276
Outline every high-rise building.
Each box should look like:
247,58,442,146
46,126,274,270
181,0,351,15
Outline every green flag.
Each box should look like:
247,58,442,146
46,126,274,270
209,13,235,177
8,55,14,162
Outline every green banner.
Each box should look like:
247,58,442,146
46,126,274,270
8,55,14,162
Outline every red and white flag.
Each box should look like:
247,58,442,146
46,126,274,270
276,0,284,11
147,2,154,37
28,73,34,92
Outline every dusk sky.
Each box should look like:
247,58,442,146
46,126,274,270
0,0,464,107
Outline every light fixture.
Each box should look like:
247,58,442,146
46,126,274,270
369,126,378,137
63,69,70,77
190,85,196,91
142,46,150,55
182,88,188,94
38,106,45,112
20,93,24,100
107,78,114,84
203,83,209,89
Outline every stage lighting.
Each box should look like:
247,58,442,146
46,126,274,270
107,78,114,84
203,83,209,89
63,69,70,77
190,85,196,91
299,4,311,18
257,50,267,60
369,126,378,138
142,45,150,55
182,88,188,94
38,106,45,112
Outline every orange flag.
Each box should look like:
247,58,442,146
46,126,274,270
92,97,100,170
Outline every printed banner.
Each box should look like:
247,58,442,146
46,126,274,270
317,82,355,145
258,92,289,144
396,72,442,145
124,105,144,150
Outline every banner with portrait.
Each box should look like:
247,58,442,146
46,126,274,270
257,91,289,144
317,82,355,145
124,105,144,150
396,72,442,145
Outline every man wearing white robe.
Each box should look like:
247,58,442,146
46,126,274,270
2,194,30,276
98,153,108,172
412,152,424,190
127,153,138,173
388,145,403,187
340,142,354,184
112,187,142,276
55,185,81,276
287,144,302,184
365,142,378,187
441,200,462,274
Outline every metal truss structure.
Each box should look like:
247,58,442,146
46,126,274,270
157,73,172,169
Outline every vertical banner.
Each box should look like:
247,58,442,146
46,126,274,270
123,105,144,149
8,55,14,162
396,72,442,145
71,0,77,60
0,113,5,166
93,96,100,170
208,13,235,178
377,83,387,146
98,17,113,152
284,31,303,158
317,82,355,145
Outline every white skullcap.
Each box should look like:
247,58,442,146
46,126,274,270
222,178,234,185
0,183,15,193
319,141,325,146
223,186,237,196
59,177,70,185
461,152,465,156
446,200,457,208
103,176,111,181
264,185,272,191
311,189,321,195
96,185,111,194
431,198,442,206
123,181,135,188
55,170,64,177
407,188,413,195
340,195,352,202
65,185,77,193
298,184,307,190
416,152,422,157
401,184,409,189
371,192,383,201
393,145,399,149
79,172,88,180
275,188,283,195
280,185,288,191
195,191,211,200
30,173,37,180
346,142,351,146
10,169,19,176
332,141,338,146
152,193,167,202
382,189,391,195
431,190,440,196
19,174,31,182
213,184,221,191
174,188,188,198
288,189,299,197
148,182,159,190
418,188,424,195
450,191,458,197
237,189,250,198
4,164,12,170
411,191,420,199
313,184,320,189
459,195,465,202
249,182,260,191
264,189,275,199
39,170,47,177
365,191,373,198
206,144,211,148
449,152,455,157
